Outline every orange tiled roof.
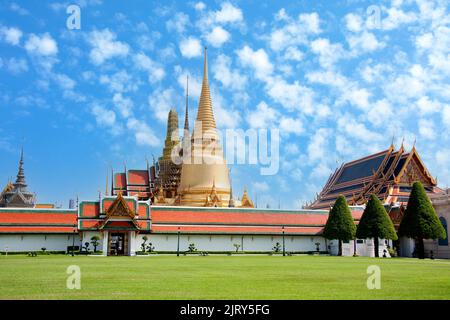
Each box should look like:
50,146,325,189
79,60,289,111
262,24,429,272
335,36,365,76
151,208,328,226
127,170,149,185
0,208,77,234
151,225,324,235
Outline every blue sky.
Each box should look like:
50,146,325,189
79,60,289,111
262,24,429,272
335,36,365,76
0,0,449,208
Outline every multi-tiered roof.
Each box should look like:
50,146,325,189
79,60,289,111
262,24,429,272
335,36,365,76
307,144,439,210
0,149,35,208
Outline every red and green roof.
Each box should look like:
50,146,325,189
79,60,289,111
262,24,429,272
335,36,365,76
0,208,77,234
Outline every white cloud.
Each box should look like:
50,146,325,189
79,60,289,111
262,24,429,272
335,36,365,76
179,37,202,58
53,73,76,90
345,13,362,32
299,12,321,33
338,118,383,144
194,2,206,11
418,118,435,140
307,128,330,161
0,26,22,45
3,57,28,74
236,45,273,80
10,2,29,15
133,53,165,83
269,12,321,51
91,104,116,127
253,181,269,192
126,117,160,147
248,101,278,129
381,7,417,30
148,87,177,123
367,99,392,127
310,38,345,68
283,46,303,61
285,143,300,155
266,77,314,113
443,105,450,127
279,117,304,135
212,54,246,90
215,2,243,24
25,33,58,56
86,29,129,65
347,31,385,53
100,70,138,93
197,2,244,32
275,8,289,21
166,12,190,34
113,93,133,118
416,96,441,114
206,26,230,47
415,32,433,50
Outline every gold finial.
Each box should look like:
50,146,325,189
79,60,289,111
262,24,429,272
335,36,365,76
184,75,190,132
105,169,109,196
194,45,216,133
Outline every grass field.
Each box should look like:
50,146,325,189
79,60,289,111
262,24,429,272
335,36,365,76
0,254,449,299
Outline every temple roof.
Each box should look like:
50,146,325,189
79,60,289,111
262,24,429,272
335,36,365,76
307,144,438,209
0,208,77,233
0,149,36,208
112,168,152,200
150,205,364,235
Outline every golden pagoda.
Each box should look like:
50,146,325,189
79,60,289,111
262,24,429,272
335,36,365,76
177,47,231,206
156,108,181,200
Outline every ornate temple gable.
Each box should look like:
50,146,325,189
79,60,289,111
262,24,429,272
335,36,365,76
394,147,436,186
240,189,254,208
205,182,222,207
105,193,135,219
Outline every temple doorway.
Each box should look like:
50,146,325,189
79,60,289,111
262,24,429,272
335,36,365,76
109,232,129,256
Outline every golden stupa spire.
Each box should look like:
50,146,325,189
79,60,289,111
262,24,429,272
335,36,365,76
160,108,180,161
177,47,231,207
184,75,190,133
195,46,216,132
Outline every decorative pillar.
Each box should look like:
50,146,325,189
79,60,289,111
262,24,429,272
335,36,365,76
102,231,108,256
129,231,136,256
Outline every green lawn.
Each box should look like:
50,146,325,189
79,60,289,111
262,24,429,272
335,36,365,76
0,254,449,299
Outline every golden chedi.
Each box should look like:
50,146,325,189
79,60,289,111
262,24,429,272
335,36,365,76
156,108,181,201
177,48,231,206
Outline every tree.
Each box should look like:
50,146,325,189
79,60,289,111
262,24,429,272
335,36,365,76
188,243,197,253
399,181,446,259
272,242,281,253
90,236,100,252
141,236,148,252
323,195,356,256
356,194,398,257
146,242,155,252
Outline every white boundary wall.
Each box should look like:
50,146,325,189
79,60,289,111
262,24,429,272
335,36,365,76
0,234,76,252
2,232,395,257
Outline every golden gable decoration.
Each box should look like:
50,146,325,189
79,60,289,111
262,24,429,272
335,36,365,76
105,193,135,218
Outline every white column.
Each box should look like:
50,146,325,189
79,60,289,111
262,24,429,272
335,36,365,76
102,231,108,256
129,231,136,256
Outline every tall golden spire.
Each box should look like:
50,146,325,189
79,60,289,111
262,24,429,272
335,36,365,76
160,108,180,161
184,75,189,133
177,47,231,207
194,47,216,133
